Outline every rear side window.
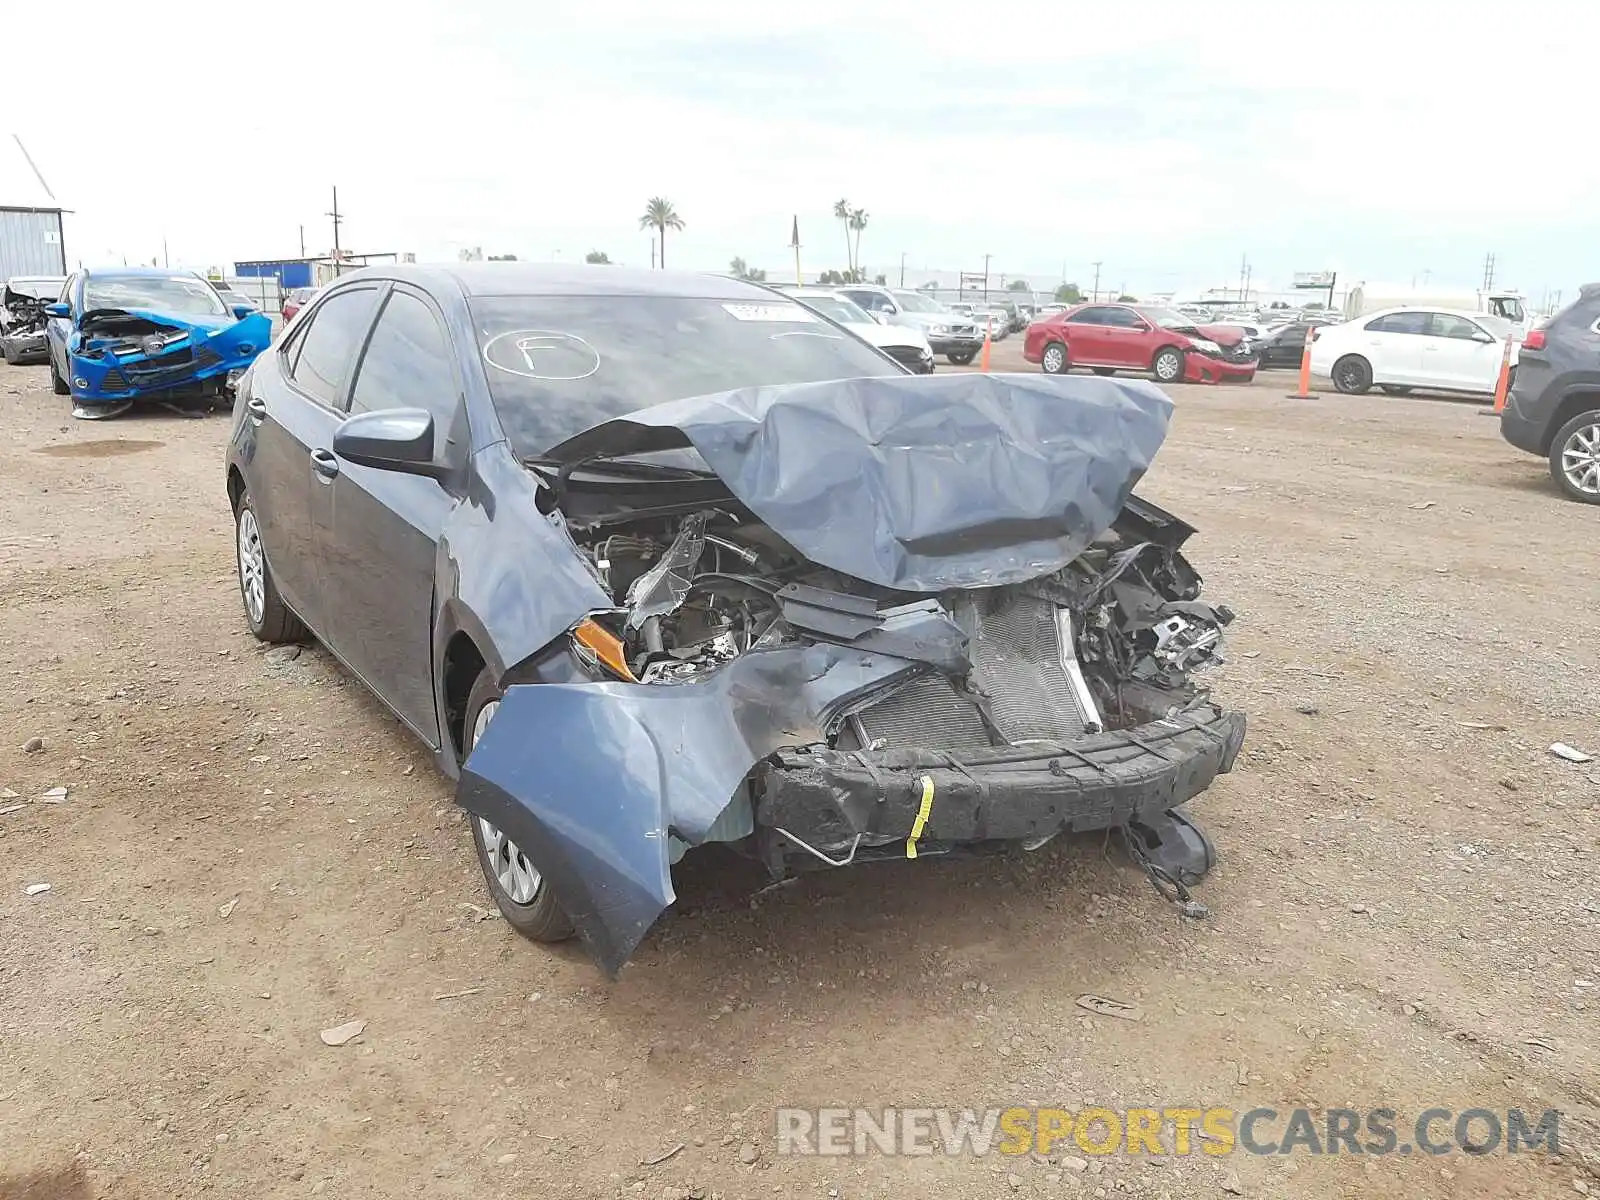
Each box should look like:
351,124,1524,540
288,287,379,407
1366,312,1429,335
348,291,459,453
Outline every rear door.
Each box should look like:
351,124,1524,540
321,285,467,743
245,283,382,637
1062,306,1118,364
1420,312,1503,392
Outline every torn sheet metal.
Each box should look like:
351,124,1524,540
541,372,1174,593
458,644,920,974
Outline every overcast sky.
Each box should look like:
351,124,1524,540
11,1,1597,301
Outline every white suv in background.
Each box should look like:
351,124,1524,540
1310,307,1519,397
837,284,986,365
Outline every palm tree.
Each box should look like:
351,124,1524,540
638,198,685,268
833,199,853,275
848,208,869,282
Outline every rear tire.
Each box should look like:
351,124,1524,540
1379,385,1411,396
1039,341,1069,374
948,351,976,366
1332,355,1373,395
234,491,306,644
464,669,576,942
1548,409,1600,505
50,356,69,395
1152,347,1184,383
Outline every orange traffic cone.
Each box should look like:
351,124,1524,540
980,324,991,372
1491,336,1515,413
1287,328,1315,399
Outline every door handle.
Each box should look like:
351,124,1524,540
310,448,340,482
245,396,268,425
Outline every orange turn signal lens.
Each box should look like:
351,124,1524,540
573,618,636,682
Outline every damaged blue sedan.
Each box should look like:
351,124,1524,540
224,264,1247,975
45,268,270,420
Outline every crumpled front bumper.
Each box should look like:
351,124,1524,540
69,314,270,404
756,705,1246,863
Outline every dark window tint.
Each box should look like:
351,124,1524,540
1066,306,1117,325
349,291,458,453
289,287,379,406
1365,312,1429,335
1103,308,1146,329
470,294,901,457
1427,313,1485,340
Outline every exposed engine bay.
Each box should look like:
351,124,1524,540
566,495,1232,749
0,278,60,365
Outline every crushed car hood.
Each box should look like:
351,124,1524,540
542,372,1174,592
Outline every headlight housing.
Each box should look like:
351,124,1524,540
1191,339,1222,357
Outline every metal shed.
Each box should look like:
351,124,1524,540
0,207,67,278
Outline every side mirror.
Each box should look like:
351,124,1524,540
332,408,439,477
44,302,70,319
232,304,256,319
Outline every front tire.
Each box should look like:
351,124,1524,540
1039,341,1069,374
1549,409,1600,504
235,492,306,643
947,350,976,366
464,669,576,942
50,356,69,395
1152,347,1184,383
1332,355,1373,394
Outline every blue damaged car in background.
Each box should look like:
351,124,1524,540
44,267,271,420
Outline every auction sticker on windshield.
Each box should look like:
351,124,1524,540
720,303,817,322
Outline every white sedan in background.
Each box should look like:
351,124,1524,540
784,288,935,373
1310,307,1518,397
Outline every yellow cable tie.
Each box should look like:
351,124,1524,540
906,774,935,859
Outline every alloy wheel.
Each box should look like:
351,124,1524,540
1560,421,1600,496
237,508,266,626
470,699,544,905
1042,344,1065,373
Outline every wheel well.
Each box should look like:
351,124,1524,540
1544,391,1600,452
441,631,487,763
226,467,245,514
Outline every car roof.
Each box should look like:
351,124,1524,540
1363,305,1497,321
323,262,772,301
80,266,208,280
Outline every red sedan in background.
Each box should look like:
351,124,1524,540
1023,302,1258,385
280,286,318,324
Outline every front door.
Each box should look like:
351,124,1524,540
322,286,466,744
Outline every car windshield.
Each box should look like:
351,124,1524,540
796,295,873,325
84,275,226,316
471,294,903,457
892,291,945,314
1140,308,1200,330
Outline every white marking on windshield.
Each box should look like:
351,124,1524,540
482,329,601,380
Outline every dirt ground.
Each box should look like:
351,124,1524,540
1,348,1597,1200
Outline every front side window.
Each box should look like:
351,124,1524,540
288,287,379,407
1427,313,1486,341
471,293,902,457
1490,297,1525,322
349,291,459,451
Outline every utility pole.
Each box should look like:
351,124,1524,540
650,237,657,270
1090,261,1103,302
899,252,906,288
326,186,344,276
1482,252,1496,291
983,253,992,301
299,225,306,258
162,236,169,269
